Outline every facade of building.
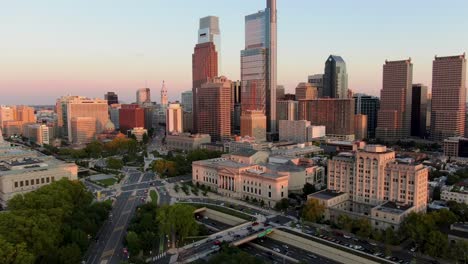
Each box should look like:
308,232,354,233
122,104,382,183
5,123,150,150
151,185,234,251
354,114,368,140
376,59,413,142
295,82,318,100
192,16,220,133
160,81,168,107
323,55,348,98
354,94,380,139
0,106,15,130
71,117,96,144
119,104,145,133
166,103,183,135
298,98,355,140
197,77,231,142
276,100,298,121
308,74,324,98
181,91,193,112
104,92,119,105
24,124,50,146
430,54,467,141
411,84,428,138
276,85,285,100
166,133,211,151
241,0,277,134
231,80,242,134
109,104,121,130
441,188,468,204
241,110,267,142
136,88,151,105
443,137,468,158
279,120,325,143
183,111,193,133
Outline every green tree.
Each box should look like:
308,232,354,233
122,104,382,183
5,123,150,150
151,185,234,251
336,215,353,232
58,243,81,264
125,231,141,256
384,227,398,245
355,219,372,238
207,246,263,264
301,199,325,222
302,183,316,196
0,236,34,264
423,231,448,258
274,198,289,211
85,141,103,158
156,204,198,248
142,133,149,145
107,157,124,170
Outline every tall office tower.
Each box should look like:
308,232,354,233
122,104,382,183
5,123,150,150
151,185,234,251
240,110,267,142
308,74,324,98
431,54,467,141
276,100,298,121
376,59,413,142
298,98,355,140
143,107,155,129
160,81,168,107
277,85,285,100
71,117,97,144
25,124,49,146
295,82,318,100
109,104,121,130
136,88,151,105
354,114,368,140
0,106,15,130
426,93,432,132
354,94,380,139
197,77,231,142
192,16,220,133
181,91,193,112
323,55,348,98
15,106,36,124
231,81,242,134
411,84,428,138
241,0,277,135
119,104,145,133
104,92,119,105
166,103,183,135
183,111,193,133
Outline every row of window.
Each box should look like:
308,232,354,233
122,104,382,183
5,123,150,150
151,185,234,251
14,176,55,188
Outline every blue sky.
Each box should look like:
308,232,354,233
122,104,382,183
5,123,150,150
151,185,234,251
0,0,467,104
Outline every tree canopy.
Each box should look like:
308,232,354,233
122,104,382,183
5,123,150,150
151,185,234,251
156,204,198,248
301,199,325,222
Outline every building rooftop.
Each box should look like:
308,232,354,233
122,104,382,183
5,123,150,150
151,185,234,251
374,201,413,215
231,149,260,157
309,189,346,200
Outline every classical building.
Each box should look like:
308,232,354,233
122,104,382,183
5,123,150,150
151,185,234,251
166,133,211,151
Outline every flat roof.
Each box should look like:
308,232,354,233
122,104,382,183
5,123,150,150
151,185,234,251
374,201,412,214
309,189,346,200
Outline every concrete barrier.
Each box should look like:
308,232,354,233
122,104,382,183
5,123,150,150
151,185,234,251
200,208,247,226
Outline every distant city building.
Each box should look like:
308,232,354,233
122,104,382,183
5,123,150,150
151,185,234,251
443,137,468,158
160,81,168,107
284,94,295,101
181,91,193,112
241,110,267,142
295,82,318,100
354,94,380,139
166,103,183,135
197,76,231,142
323,55,348,98
241,0,277,134
193,16,220,133
119,104,145,133
24,124,49,146
430,54,467,141
298,98,355,140
71,117,96,144
2,121,22,137
376,59,413,142
276,100,298,121
411,84,428,138
130,127,147,142
308,74,324,98
109,104,121,130
231,81,242,134
0,106,15,130
136,88,151,105
276,85,285,100
183,111,193,133
354,114,368,140
104,92,119,105
166,133,211,151
441,187,468,205
279,120,325,143
15,106,36,124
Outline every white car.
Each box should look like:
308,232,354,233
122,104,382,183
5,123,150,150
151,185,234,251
273,248,281,253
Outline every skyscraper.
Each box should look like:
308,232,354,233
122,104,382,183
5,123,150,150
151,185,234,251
323,55,348,98
240,110,267,142
181,91,193,112
192,16,220,133
104,92,119,105
308,74,324,98
276,100,298,121
119,104,145,133
430,54,466,141
160,81,168,107
241,0,277,135
231,81,242,134
166,103,183,135
136,88,151,105
376,59,413,142
276,85,285,100
295,82,318,100
411,84,428,138
354,94,380,139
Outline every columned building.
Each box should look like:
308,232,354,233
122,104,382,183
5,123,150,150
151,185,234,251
166,103,183,135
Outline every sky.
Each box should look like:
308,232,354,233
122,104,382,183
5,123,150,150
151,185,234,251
1,0,467,105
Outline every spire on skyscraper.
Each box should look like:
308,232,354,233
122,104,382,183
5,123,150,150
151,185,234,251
161,80,168,107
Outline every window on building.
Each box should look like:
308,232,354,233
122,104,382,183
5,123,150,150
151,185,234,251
36,179,40,184
20,181,24,187
14,182,18,188
25,180,29,186
268,192,271,198
281,192,284,198
41,178,44,184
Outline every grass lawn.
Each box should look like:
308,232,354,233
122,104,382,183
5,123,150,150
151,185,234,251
150,190,158,206
95,178,117,187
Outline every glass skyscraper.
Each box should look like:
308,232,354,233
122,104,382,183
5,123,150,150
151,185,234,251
241,0,277,135
323,55,348,98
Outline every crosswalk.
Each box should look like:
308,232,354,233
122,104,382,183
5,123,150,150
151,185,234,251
146,252,167,263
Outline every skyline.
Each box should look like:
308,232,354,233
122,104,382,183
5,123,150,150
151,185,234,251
1,0,468,105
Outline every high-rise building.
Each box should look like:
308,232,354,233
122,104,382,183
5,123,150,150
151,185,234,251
15,106,36,124
323,55,348,98
354,114,368,140
276,100,298,121
24,124,49,146
183,111,193,133
376,59,413,142
136,88,151,105
119,104,145,133
231,81,242,134
0,106,15,130
71,117,96,144
308,74,324,98
277,85,285,100
298,98,355,140
109,104,121,130
181,91,193,112
240,110,267,142
197,77,231,142
354,94,380,139
430,54,467,141
295,82,318,100
411,84,428,138
104,92,119,105
143,106,155,130
241,0,277,135
166,103,183,135
193,16,220,133
160,81,168,107
279,120,325,143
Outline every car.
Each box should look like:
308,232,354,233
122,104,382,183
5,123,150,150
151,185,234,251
307,254,318,259
252,222,259,226
369,242,377,246
385,256,392,260
273,248,281,253
260,239,264,243
410,247,416,252
343,235,351,239
204,216,209,220
213,240,221,245
211,245,220,250
282,245,289,249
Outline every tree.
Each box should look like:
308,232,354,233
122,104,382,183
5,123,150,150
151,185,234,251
355,219,372,238
302,183,316,196
58,243,81,264
85,141,103,158
0,236,34,264
384,227,398,245
274,198,289,211
156,204,198,248
423,231,448,258
107,158,124,170
301,199,325,222
125,231,141,256
336,215,353,232
207,246,263,264
142,133,149,145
